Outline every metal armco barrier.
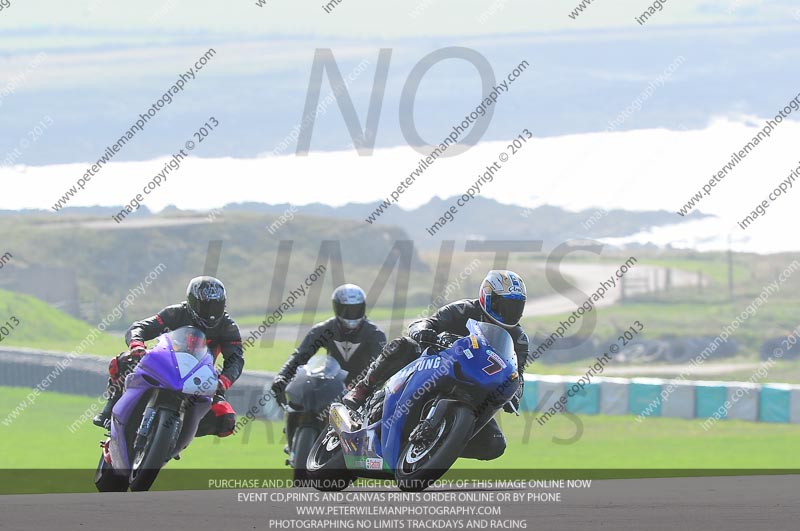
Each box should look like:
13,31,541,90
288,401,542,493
0,347,283,422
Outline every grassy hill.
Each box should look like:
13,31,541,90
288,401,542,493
0,288,122,354
0,210,566,327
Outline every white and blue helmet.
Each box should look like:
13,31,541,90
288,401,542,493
332,284,367,331
478,270,527,328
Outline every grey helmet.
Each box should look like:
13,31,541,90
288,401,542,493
332,284,366,332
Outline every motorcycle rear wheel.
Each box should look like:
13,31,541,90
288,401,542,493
94,454,129,492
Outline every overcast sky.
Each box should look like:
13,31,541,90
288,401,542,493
1,0,798,252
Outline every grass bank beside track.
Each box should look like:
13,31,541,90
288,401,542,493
1,387,798,493
3,249,800,376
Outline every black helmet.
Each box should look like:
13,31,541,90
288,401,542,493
332,284,366,332
186,276,226,329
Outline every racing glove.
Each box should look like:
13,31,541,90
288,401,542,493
110,344,146,385
271,374,289,407
504,379,524,414
217,374,232,396
410,328,439,347
128,340,147,357
437,332,461,348
272,357,301,407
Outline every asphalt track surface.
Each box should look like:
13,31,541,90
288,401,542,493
1,476,798,531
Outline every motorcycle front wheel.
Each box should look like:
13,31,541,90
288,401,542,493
395,403,474,492
291,426,319,483
306,428,354,491
128,409,179,492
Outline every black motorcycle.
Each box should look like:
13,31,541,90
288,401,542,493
280,355,348,481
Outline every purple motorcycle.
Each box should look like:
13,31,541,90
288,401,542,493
94,326,218,492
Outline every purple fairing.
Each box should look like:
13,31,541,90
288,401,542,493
108,327,218,471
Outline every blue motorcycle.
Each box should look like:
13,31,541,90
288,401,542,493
306,319,520,492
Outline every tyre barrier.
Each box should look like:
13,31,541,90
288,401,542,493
0,347,283,423
519,374,800,424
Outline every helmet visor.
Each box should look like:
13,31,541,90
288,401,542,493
193,298,225,328
334,302,365,321
489,295,525,326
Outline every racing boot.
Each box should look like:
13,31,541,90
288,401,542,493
93,351,142,429
342,337,414,410
342,377,375,411
93,379,122,429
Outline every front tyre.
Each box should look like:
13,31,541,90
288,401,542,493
306,429,353,491
128,409,179,492
395,404,474,492
291,426,318,483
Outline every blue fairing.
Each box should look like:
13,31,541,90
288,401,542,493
375,319,520,471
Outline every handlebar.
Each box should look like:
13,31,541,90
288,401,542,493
418,332,461,352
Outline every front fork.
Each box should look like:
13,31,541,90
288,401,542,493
410,398,469,443
133,408,157,452
133,391,185,454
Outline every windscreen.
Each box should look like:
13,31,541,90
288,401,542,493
304,354,347,379
468,319,515,364
166,326,209,361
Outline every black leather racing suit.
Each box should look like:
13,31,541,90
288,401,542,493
276,318,387,390
367,298,530,460
276,318,386,447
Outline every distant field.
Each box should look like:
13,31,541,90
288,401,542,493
522,299,799,351
3,250,799,378
1,386,798,493
236,306,431,327
520,251,800,376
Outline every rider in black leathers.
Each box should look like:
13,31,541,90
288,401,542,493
93,276,243,437
270,284,386,455
271,284,387,400
343,270,530,461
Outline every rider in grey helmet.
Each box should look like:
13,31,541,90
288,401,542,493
271,284,387,403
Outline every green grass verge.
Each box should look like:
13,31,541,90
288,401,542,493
2,386,798,493
521,299,800,361
240,341,299,372
640,257,750,285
